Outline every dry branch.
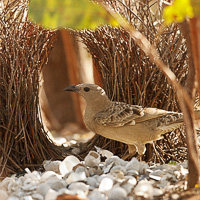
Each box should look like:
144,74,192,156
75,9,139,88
0,0,69,176
77,0,195,163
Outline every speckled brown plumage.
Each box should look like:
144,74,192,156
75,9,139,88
64,84,199,155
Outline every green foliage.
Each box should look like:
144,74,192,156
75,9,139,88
163,0,194,25
28,0,119,29
168,160,178,165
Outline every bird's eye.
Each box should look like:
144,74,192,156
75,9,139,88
84,87,90,92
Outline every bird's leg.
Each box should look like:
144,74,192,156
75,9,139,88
122,144,137,160
134,142,146,161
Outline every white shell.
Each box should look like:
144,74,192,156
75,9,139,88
59,156,80,176
128,177,137,186
84,151,100,167
95,146,113,159
86,177,97,188
153,188,163,196
0,177,14,191
88,166,103,176
134,180,154,198
46,178,66,191
8,196,19,200
41,171,61,183
108,187,127,200
36,183,51,197
88,190,106,200
105,156,127,167
125,158,149,174
65,172,87,184
24,169,40,181
125,158,140,172
44,189,58,200
74,165,89,177
99,177,113,192
125,169,139,177
43,160,61,174
31,193,43,200
0,189,8,200
68,182,89,194
22,196,33,200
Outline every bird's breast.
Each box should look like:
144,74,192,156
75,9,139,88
83,110,97,132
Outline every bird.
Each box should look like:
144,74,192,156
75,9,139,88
64,84,200,156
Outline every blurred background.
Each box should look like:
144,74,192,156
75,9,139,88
39,29,96,145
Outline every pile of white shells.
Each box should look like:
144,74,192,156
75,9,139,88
0,147,188,200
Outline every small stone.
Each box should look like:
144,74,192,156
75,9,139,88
43,160,61,174
110,165,126,174
95,147,113,159
121,182,134,194
153,188,163,196
149,174,161,181
134,180,154,198
84,151,101,167
125,158,140,172
65,172,87,184
0,189,8,200
31,193,43,200
45,189,58,200
88,166,103,176
73,165,89,177
59,156,80,176
87,177,97,188
68,182,89,194
108,187,127,200
22,196,33,200
8,196,20,200
149,169,165,177
127,177,137,186
88,190,106,200
171,193,180,199
99,178,113,192
37,183,51,197
41,171,61,182
105,156,127,167
125,169,139,177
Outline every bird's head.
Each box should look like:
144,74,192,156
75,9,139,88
64,84,109,104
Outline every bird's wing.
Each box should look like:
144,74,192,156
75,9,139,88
94,103,183,127
94,102,145,127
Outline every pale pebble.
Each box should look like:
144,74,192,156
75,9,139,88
134,180,154,198
43,160,61,174
88,190,106,200
31,193,43,200
68,182,89,194
87,177,98,188
0,189,8,200
44,189,58,200
99,177,113,192
108,187,127,200
36,183,51,197
65,172,86,184
105,156,127,167
59,156,80,176
84,151,101,167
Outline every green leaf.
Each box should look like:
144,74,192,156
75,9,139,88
168,160,177,165
28,0,119,29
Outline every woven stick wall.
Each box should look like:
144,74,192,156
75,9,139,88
77,0,189,162
0,0,69,175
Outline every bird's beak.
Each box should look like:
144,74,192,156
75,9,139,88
64,85,80,92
